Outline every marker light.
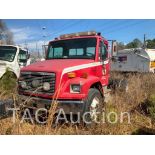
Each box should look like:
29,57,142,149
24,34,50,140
68,72,76,78
60,31,97,39
81,72,88,79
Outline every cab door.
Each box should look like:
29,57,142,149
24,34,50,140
99,41,110,86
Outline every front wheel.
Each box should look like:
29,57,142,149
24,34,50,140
83,88,104,126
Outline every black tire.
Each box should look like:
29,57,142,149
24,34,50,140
83,88,104,126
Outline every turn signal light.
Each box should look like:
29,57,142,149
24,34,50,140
68,72,76,78
81,72,88,79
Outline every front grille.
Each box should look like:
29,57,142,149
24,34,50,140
19,72,56,95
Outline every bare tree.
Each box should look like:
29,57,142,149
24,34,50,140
0,20,14,45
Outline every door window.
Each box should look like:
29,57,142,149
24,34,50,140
100,42,107,61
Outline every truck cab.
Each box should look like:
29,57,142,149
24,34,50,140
19,31,112,122
0,45,30,79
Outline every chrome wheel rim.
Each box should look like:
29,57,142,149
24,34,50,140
90,97,100,121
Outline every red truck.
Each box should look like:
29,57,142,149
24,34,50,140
18,31,117,122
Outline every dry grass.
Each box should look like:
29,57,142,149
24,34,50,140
0,73,155,135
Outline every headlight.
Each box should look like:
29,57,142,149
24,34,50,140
70,84,81,93
20,81,27,89
43,82,50,91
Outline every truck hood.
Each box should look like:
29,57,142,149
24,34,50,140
21,59,95,73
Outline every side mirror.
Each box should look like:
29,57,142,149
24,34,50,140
27,54,30,59
111,40,118,56
42,45,48,58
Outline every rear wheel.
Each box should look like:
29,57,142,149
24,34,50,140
83,88,104,126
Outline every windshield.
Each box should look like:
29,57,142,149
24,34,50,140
0,46,17,62
47,38,97,59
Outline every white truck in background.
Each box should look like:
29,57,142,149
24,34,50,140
0,45,30,79
111,48,155,73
